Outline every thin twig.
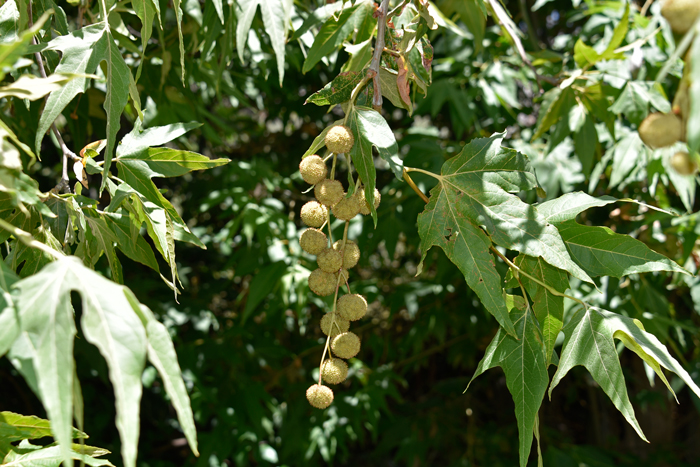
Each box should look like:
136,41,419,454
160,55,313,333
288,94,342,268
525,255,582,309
369,0,390,110
0,218,63,260
28,1,80,194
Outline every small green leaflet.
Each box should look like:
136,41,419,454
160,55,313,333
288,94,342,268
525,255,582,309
305,70,369,106
550,307,700,441
573,4,628,67
467,309,549,467
236,0,288,85
132,0,157,81
346,106,402,225
302,1,374,74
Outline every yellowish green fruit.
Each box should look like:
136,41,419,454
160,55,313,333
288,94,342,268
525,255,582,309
337,294,367,321
661,0,700,35
299,155,327,185
317,248,343,273
320,312,350,337
332,239,360,269
314,179,345,207
308,268,336,296
300,228,328,255
331,332,361,359
325,125,355,154
358,188,381,215
306,384,334,409
301,201,328,228
670,151,698,175
638,112,683,149
331,195,361,221
321,358,349,385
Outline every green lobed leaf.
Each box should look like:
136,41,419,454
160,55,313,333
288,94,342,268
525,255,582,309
104,211,160,273
433,133,593,284
11,257,148,467
466,310,549,467
532,87,575,140
0,73,86,101
515,255,569,366
132,0,156,81
117,147,229,178
236,0,288,85
556,220,690,277
127,297,198,456
537,191,617,224
302,1,373,74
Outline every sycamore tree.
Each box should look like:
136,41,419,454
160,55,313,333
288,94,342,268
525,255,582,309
1,0,700,466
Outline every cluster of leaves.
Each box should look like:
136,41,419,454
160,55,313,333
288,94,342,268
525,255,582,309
2,0,700,466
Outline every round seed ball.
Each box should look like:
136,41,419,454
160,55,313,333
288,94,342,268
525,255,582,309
320,312,350,337
662,0,700,35
358,188,381,215
332,240,360,269
322,358,349,385
337,294,367,321
300,228,328,255
308,268,336,296
306,384,334,409
638,113,682,149
332,195,361,221
331,332,361,359
317,248,343,273
299,155,327,185
670,151,698,176
301,201,328,228
314,179,345,207
325,125,354,154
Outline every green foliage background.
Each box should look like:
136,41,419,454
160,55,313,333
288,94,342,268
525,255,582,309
2,0,700,466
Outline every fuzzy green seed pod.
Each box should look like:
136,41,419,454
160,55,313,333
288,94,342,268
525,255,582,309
331,195,361,221
320,312,350,337
638,113,682,149
299,155,327,185
306,384,334,409
300,228,328,255
332,240,360,269
670,151,698,176
661,0,700,35
321,358,349,385
357,188,381,216
314,179,345,207
337,294,367,321
325,125,354,154
308,268,336,296
317,248,343,273
301,201,328,228
331,332,361,359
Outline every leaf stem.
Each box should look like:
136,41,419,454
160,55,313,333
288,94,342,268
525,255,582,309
489,246,587,309
0,218,63,260
402,169,429,203
404,166,443,181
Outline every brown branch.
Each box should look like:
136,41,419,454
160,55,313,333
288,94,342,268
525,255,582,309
369,0,390,110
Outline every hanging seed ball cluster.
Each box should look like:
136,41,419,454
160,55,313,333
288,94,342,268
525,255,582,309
298,125,380,408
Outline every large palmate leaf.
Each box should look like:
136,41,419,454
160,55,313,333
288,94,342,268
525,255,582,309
35,23,130,191
236,0,288,85
467,309,549,467
538,192,689,277
346,106,402,224
10,257,146,467
515,255,569,366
